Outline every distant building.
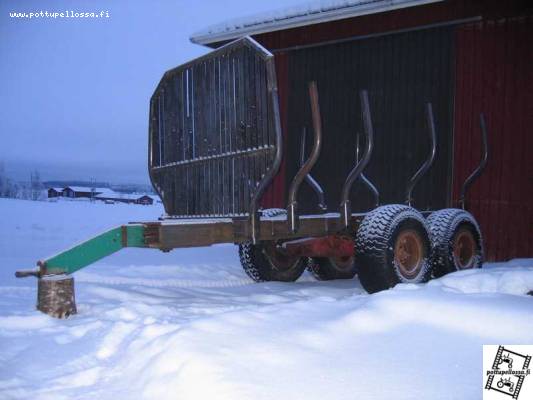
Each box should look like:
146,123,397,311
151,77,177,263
46,185,157,205
135,195,154,205
47,188,63,198
61,186,111,199
95,193,155,205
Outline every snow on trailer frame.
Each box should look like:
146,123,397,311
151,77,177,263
16,36,489,317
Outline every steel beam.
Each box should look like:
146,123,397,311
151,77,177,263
34,225,148,276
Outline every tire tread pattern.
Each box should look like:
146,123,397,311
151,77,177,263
426,208,483,277
355,204,432,293
238,242,306,282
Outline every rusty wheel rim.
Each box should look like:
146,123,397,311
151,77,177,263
331,236,354,271
394,229,423,278
453,228,476,269
330,255,355,271
263,242,300,271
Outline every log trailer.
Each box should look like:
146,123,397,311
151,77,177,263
16,37,488,317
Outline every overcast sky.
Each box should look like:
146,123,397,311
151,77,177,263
0,0,302,184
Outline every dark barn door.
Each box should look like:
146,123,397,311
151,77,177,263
285,26,455,214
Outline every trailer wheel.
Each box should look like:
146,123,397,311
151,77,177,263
238,241,306,282
307,237,357,280
355,205,432,293
426,208,483,277
308,256,357,280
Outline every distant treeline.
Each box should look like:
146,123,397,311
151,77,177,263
44,180,110,189
0,166,44,200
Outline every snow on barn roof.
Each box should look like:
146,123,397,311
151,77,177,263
92,188,117,197
190,0,441,45
63,186,116,196
63,186,92,192
94,193,154,200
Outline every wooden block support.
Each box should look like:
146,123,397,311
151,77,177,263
37,276,77,318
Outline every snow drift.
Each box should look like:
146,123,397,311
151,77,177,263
0,198,532,399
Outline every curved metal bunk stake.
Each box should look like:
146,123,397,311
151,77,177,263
300,126,328,212
339,90,374,228
287,81,323,233
355,132,379,207
459,112,489,210
405,102,437,206
249,59,284,243
360,173,379,208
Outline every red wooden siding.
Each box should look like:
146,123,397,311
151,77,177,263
452,16,533,261
261,51,288,209
254,0,529,51
253,1,532,261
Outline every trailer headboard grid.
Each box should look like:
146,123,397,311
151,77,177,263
149,37,278,217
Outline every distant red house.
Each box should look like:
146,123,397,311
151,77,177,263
62,186,104,199
47,186,158,205
135,195,154,205
93,192,155,205
47,188,63,198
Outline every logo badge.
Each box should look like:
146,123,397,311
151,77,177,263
484,345,532,399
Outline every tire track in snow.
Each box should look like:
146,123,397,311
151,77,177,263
76,269,316,289
76,275,255,288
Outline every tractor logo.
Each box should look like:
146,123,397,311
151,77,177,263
497,353,514,370
485,346,532,399
496,377,515,393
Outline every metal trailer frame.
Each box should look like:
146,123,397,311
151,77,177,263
16,37,489,317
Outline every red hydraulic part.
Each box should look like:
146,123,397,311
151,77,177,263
283,235,354,259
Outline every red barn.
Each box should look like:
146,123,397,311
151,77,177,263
190,0,532,261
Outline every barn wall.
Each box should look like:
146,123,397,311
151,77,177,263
258,0,531,212
260,52,288,209
235,0,532,260
283,26,455,214
452,16,533,261
253,0,530,51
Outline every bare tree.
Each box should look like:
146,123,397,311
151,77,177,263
0,161,16,198
0,161,5,197
30,170,44,201
7,181,18,198
90,178,96,202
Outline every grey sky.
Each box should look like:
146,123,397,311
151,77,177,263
0,0,301,184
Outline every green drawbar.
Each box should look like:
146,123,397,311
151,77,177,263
40,224,147,275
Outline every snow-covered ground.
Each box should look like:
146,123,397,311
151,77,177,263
0,198,532,399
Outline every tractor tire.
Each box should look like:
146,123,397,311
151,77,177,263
426,208,483,277
307,236,357,280
355,204,432,294
238,241,307,282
